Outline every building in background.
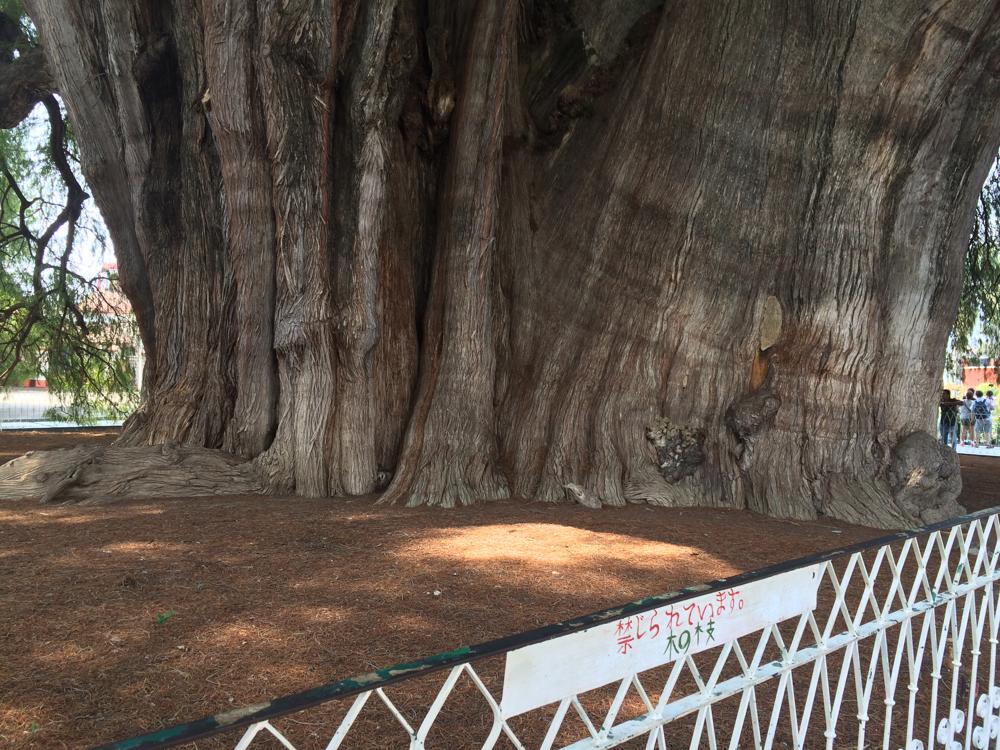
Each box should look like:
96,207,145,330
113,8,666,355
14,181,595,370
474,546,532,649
81,262,144,391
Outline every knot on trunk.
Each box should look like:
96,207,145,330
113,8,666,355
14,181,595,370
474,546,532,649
888,431,964,524
425,26,455,142
726,390,781,439
726,390,781,468
645,417,704,482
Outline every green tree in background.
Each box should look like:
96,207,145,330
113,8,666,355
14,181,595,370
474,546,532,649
949,154,1000,378
0,0,138,422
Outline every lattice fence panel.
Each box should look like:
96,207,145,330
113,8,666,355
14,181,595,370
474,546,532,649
98,511,1000,750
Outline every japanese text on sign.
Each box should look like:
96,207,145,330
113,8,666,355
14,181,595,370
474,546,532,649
614,587,744,658
500,565,822,717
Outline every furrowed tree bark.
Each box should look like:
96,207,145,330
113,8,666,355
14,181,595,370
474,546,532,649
249,0,338,496
10,0,1000,527
202,0,278,459
501,1,1000,527
326,0,421,496
382,0,515,507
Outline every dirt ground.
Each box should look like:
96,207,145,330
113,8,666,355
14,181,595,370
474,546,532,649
0,430,997,749
953,452,1000,511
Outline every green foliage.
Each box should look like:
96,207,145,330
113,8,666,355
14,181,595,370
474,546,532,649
0,1,28,22
1,94,140,422
0,1,139,423
949,156,1000,376
154,610,175,625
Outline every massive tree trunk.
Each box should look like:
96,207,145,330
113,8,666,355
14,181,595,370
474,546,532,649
14,0,1000,527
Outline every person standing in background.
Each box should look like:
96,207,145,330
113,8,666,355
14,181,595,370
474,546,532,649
940,389,962,450
973,390,993,447
960,388,976,445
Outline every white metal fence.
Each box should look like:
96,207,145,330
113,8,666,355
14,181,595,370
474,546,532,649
0,386,69,423
98,508,1000,750
0,387,124,429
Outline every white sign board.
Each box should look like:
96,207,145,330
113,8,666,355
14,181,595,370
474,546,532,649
500,564,823,717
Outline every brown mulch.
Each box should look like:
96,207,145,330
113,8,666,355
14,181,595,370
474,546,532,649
0,430,997,749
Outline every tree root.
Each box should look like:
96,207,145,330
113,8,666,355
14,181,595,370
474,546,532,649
0,443,268,503
39,446,106,503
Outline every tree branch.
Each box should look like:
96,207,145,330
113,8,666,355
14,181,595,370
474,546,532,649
0,91,90,386
0,45,54,127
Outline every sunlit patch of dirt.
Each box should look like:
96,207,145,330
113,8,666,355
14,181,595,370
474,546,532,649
400,522,726,570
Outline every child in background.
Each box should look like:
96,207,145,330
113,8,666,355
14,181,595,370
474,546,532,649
973,390,993,447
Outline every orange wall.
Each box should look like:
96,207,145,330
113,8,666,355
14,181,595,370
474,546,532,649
961,366,999,389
